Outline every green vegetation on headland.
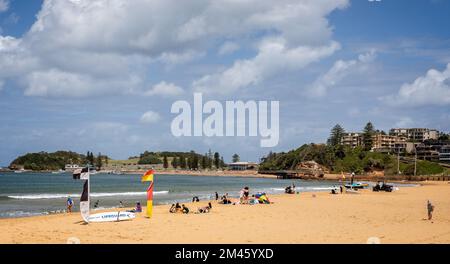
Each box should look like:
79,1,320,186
259,144,445,176
9,151,108,171
259,121,448,177
136,150,226,170
8,149,228,172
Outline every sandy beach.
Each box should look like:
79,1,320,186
0,181,449,244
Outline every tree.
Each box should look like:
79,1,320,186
220,156,225,169
232,153,240,163
214,152,220,169
207,149,213,169
362,122,375,151
201,154,207,169
179,156,186,169
192,155,199,170
163,155,169,169
95,152,103,170
327,124,345,146
171,156,178,169
439,133,449,141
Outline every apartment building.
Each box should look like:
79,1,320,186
389,128,439,142
341,133,362,148
372,134,406,152
440,145,450,162
341,132,405,152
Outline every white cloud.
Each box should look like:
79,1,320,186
194,39,341,94
145,81,184,97
394,117,414,128
0,0,9,13
307,50,376,97
218,41,240,56
0,0,349,97
383,63,450,106
140,111,161,124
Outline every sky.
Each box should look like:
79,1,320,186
1,0,450,165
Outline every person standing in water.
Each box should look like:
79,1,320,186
66,197,74,213
215,192,219,200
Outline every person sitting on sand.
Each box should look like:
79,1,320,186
128,202,142,213
169,204,176,213
331,186,338,195
66,197,74,213
182,204,190,214
240,187,250,204
221,195,232,204
136,202,142,212
196,202,212,214
175,202,182,213
258,193,271,204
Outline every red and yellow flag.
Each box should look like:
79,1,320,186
141,169,154,218
141,169,154,182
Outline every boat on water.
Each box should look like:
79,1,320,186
52,169,66,174
345,182,369,190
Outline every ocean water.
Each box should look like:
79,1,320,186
0,172,415,218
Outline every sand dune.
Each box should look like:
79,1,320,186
0,182,449,244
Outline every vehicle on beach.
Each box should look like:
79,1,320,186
372,182,394,192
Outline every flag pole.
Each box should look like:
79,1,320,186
87,163,90,224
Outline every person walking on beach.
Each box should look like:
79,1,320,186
66,197,74,213
351,172,355,185
427,200,435,221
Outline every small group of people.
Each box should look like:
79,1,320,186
169,202,212,214
330,186,342,194
219,193,233,204
285,183,296,194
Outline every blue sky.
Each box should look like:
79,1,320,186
1,0,450,166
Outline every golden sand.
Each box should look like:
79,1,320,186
0,181,449,244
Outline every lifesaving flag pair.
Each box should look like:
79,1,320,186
141,169,154,218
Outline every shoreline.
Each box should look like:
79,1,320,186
1,181,449,243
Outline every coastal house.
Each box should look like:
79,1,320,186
228,162,259,171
